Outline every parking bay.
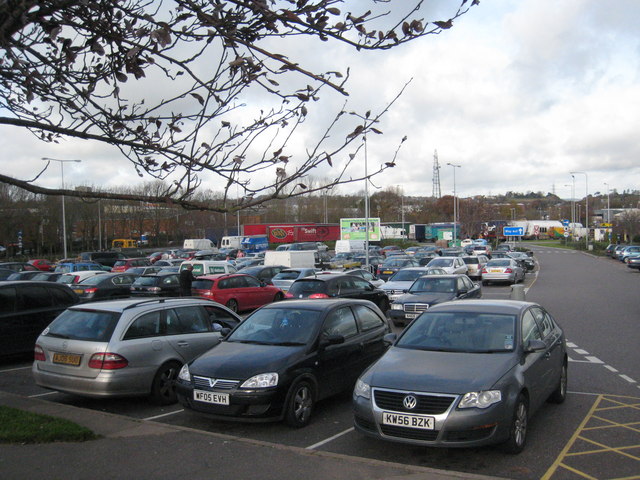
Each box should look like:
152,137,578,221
1,247,639,479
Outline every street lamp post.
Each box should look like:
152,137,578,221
604,182,610,223
447,163,461,246
570,171,588,247
41,157,82,259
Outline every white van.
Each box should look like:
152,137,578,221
183,239,216,250
179,260,237,277
220,236,244,250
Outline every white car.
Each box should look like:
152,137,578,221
57,270,110,285
425,256,468,275
460,238,474,247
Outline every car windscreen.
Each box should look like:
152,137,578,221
389,270,425,282
273,271,302,280
79,275,110,285
287,280,327,296
487,260,511,267
191,279,214,290
44,309,121,342
383,258,409,267
462,257,479,265
397,312,516,352
427,258,453,267
133,276,160,286
409,277,456,293
227,307,322,345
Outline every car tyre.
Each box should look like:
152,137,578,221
377,297,390,313
226,299,239,312
548,361,568,404
503,394,528,454
392,319,404,328
150,361,182,405
273,292,284,302
284,380,315,428
482,280,489,286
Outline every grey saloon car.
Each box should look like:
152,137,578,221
353,300,567,453
32,297,241,404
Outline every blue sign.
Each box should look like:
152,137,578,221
503,227,524,236
561,219,570,227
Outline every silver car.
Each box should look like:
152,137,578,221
270,268,318,293
481,259,525,285
32,297,241,404
382,267,447,301
426,256,468,275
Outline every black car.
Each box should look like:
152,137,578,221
285,273,390,313
71,272,139,302
0,268,15,280
389,274,482,327
0,262,39,272
240,265,288,285
129,272,181,297
376,257,421,282
176,299,391,426
0,281,79,356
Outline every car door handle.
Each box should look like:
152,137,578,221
177,341,189,347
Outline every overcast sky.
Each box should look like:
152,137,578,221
3,0,640,201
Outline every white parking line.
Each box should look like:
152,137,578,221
28,391,59,398
574,349,589,355
143,409,184,421
619,375,637,384
305,427,354,450
584,356,604,364
604,365,619,373
0,366,31,373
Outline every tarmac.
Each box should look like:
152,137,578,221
0,391,500,480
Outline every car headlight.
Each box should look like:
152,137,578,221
178,364,190,382
391,303,403,310
458,390,502,409
354,378,371,399
241,373,278,389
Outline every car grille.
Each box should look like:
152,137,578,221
385,289,404,295
403,303,430,313
380,425,439,441
192,376,240,390
373,389,456,414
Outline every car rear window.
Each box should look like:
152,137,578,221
45,309,120,342
287,280,327,296
462,258,479,265
192,279,214,290
273,271,302,280
113,260,126,267
133,276,160,286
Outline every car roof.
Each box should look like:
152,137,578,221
428,299,537,315
67,296,218,313
262,298,379,311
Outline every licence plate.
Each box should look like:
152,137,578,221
52,352,82,366
73,289,83,294
383,270,393,274
405,313,419,319
490,269,502,273
194,390,230,405
382,411,435,430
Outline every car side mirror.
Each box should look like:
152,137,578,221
525,339,546,353
320,334,345,348
402,289,409,293
458,288,468,295
219,327,232,338
383,333,397,345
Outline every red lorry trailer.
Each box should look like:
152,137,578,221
266,224,340,243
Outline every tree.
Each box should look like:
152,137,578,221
0,0,475,212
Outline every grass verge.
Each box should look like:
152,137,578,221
0,405,98,444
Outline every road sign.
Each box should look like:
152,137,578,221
564,232,570,238
561,219,570,227
503,226,524,236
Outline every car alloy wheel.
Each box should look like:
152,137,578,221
226,299,238,312
285,380,315,428
150,361,182,405
549,362,568,404
503,394,528,454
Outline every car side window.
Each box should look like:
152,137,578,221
124,311,162,339
353,305,385,332
218,278,231,289
351,278,370,291
174,306,209,333
203,305,238,329
18,286,52,309
244,276,261,287
322,307,358,339
162,275,178,285
531,307,554,338
47,286,75,305
521,310,542,343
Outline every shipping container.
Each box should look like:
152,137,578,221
267,224,340,243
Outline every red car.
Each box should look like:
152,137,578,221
191,273,284,313
28,259,56,271
111,257,152,272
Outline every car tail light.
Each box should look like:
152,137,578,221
84,287,98,294
284,292,294,299
147,287,161,293
34,344,46,362
73,275,80,283
88,353,128,370
309,293,330,299
481,267,487,274
504,268,513,273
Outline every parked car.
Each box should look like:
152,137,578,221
28,259,56,271
508,252,535,272
111,257,152,272
239,265,288,285
179,260,237,277
414,252,439,266
426,257,468,275
381,267,447,302
376,257,421,281
389,274,482,327
0,281,79,356
619,246,640,263
381,245,402,256
344,268,384,287
191,273,284,313
481,259,525,285
55,262,107,273
129,272,181,297
461,255,489,280
30,272,65,282
627,255,640,270
612,244,629,260
0,268,14,280
33,297,241,404
235,258,264,270
284,273,390,313
271,268,318,293
440,248,465,257
79,251,126,268
471,245,492,258
6,270,42,281
126,265,164,276
353,299,567,453
604,244,617,257
71,272,139,302
57,270,109,285
153,259,185,267
0,262,39,272
176,299,391,426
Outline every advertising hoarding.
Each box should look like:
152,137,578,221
340,218,381,241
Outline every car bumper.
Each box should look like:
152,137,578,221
353,392,512,448
482,273,515,283
175,381,287,422
32,362,153,398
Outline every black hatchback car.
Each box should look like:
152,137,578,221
389,274,482,327
0,281,79,356
129,272,181,297
284,273,390,313
71,272,139,302
176,299,391,426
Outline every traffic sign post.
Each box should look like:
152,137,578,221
503,227,524,237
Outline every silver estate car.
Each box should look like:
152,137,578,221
32,297,241,404
481,258,525,286
353,300,567,453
